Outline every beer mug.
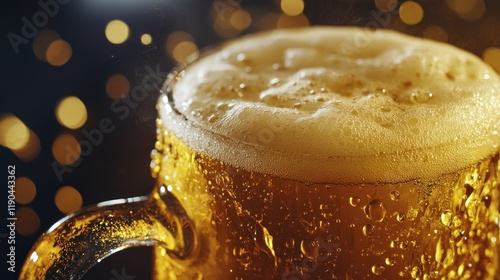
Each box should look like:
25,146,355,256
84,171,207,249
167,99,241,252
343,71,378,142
20,27,500,279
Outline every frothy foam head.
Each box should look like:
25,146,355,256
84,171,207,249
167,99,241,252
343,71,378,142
160,27,500,183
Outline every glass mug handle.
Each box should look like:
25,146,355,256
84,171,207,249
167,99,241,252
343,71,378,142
19,184,197,279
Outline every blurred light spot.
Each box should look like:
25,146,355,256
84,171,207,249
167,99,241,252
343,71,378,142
141,33,152,45
106,74,130,99
166,32,198,62
375,0,398,11
15,177,37,204
277,13,310,28
172,41,198,63
52,133,81,165
0,114,30,151
423,26,449,42
46,39,72,66
446,0,485,21
56,96,87,129
105,19,130,44
483,47,500,73
230,9,252,30
166,31,194,55
32,29,60,63
12,129,41,162
399,1,424,25
16,207,40,236
55,186,83,214
281,0,305,16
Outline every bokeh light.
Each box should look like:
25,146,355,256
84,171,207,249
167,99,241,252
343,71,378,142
0,114,30,151
55,96,87,129
52,133,81,165
16,207,40,236
141,33,152,45
55,186,83,214
15,177,37,204
12,129,41,162
46,39,73,66
230,9,252,30
281,0,305,16
423,25,449,42
106,73,130,99
446,0,486,21
32,29,60,63
105,19,130,44
399,1,424,25
166,31,198,62
483,47,500,73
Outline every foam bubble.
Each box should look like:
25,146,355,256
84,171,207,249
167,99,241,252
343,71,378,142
160,27,500,183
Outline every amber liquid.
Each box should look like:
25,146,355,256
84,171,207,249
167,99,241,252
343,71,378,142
151,119,499,280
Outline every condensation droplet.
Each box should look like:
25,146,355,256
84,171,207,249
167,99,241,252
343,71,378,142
349,196,361,207
390,190,400,201
385,257,396,266
396,212,405,222
285,238,295,249
364,199,387,222
300,239,320,259
372,264,385,275
440,210,453,226
411,266,422,279
362,224,375,236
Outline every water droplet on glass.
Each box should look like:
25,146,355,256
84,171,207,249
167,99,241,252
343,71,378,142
411,266,422,279
390,190,400,201
349,196,361,207
362,224,375,236
372,264,385,275
364,199,387,222
285,238,295,249
300,239,320,259
440,210,453,226
254,222,277,267
385,258,396,266
396,213,405,222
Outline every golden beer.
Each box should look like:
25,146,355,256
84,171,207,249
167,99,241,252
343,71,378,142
152,27,500,279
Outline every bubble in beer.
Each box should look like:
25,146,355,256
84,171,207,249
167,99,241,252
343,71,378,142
364,199,387,222
285,238,295,249
371,264,385,275
362,224,375,236
349,196,361,207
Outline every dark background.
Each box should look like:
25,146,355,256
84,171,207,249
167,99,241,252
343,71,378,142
1,0,499,279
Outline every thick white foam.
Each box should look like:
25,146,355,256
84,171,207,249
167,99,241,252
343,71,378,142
160,27,500,183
